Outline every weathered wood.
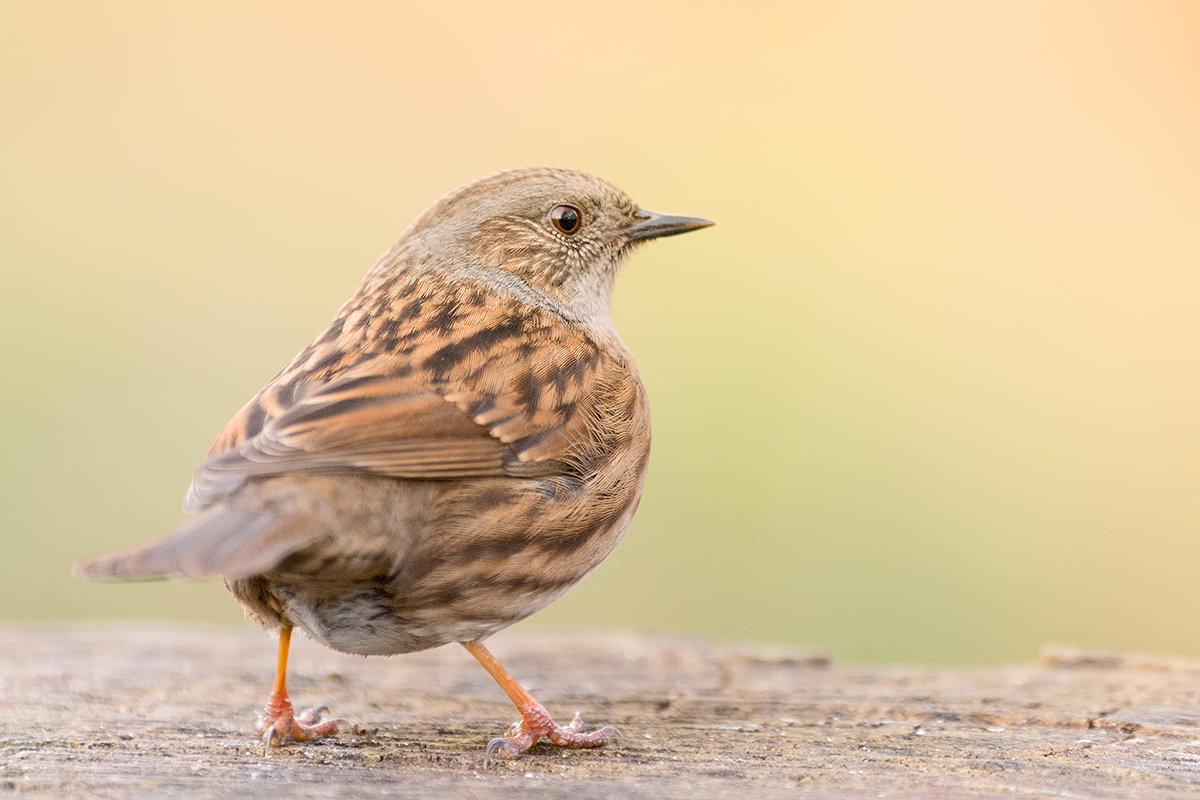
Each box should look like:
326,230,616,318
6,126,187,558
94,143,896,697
3,623,1200,798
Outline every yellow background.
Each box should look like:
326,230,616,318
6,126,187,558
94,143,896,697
3,2,1198,664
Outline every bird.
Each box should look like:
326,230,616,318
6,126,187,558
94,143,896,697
74,166,713,760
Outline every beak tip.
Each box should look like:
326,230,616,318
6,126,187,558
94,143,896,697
625,210,717,242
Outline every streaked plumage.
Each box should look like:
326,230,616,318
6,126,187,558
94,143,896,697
75,166,712,758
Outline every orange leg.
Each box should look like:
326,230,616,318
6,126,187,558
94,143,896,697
462,640,617,761
258,625,347,749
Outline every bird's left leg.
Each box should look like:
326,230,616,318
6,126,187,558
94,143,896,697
258,624,347,749
462,639,617,761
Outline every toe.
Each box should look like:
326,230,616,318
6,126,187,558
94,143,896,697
484,727,538,763
545,720,617,749
296,705,330,726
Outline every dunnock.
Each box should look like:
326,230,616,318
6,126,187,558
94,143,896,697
75,166,712,759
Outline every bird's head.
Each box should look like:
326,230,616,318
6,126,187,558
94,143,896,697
385,166,713,325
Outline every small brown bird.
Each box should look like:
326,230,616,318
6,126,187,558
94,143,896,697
75,166,712,759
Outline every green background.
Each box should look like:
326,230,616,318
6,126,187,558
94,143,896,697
4,2,1199,664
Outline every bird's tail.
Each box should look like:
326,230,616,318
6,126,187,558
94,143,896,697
72,508,325,582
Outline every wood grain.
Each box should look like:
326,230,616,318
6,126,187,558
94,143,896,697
3,623,1200,798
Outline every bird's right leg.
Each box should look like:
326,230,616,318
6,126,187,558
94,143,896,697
258,624,347,749
462,639,617,761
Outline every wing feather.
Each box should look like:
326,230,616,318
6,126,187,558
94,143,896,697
185,277,621,512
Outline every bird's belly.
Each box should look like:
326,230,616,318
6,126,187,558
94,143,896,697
253,471,645,657
275,576,581,656
273,583,517,656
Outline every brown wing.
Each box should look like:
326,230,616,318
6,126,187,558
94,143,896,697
185,273,622,512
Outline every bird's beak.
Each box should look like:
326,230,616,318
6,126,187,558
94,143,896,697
624,209,715,241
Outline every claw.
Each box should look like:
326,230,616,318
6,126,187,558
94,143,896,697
261,725,280,755
485,735,521,764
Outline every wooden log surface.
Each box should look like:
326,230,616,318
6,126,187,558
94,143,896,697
3,623,1200,798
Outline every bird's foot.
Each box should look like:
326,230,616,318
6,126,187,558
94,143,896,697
485,703,617,762
258,691,347,750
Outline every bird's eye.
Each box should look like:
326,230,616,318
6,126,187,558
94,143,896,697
549,204,581,235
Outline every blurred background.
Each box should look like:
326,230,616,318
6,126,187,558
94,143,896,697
3,2,1198,665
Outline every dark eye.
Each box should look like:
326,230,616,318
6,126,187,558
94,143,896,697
550,204,581,235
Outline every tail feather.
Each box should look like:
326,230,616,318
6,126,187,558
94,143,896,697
72,509,326,581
